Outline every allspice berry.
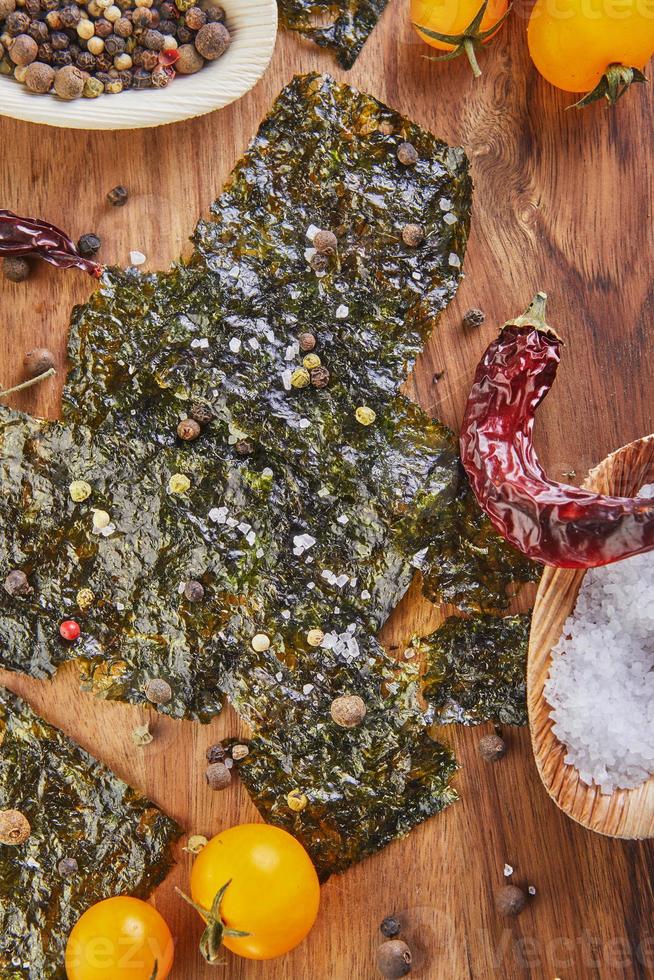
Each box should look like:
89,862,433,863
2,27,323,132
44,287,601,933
176,42,204,74
313,229,338,254
9,33,38,66
194,21,230,60
24,60,55,92
0,809,31,846
397,142,419,166
58,856,79,876
206,761,231,791
330,694,366,728
377,939,412,978
177,418,201,441
479,733,506,762
496,884,526,917
23,348,55,377
144,677,173,705
2,257,30,282
54,64,86,99
3,569,32,597
401,223,424,247
462,308,485,328
298,332,316,353
184,579,205,603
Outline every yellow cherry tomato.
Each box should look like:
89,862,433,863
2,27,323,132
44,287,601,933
528,0,654,94
189,824,320,960
65,896,174,980
411,0,509,52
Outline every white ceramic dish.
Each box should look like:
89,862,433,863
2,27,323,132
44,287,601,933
0,0,277,130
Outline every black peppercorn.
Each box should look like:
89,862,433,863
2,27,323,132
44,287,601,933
158,18,177,34
310,366,330,388
104,34,126,56
132,6,152,28
184,5,206,28
119,69,133,88
107,184,129,206
25,0,41,16
204,4,225,21
95,17,114,38
114,16,133,37
496,884,526,917
52,50,73,67
95,53,112,72
59,4,81,27
77,233,102,258
380,916,401,939
45,10,63,28
310,252,330,273
2,256,30,282
37,41,54,63
184,579,205,603
206,742,226,763
57,856,79,876
131,67,152,88
479,733,506,762
176,24,192,42
140,48,159,70
160,1,176,17
5,11,30,35
235,438,254,456
41,0,60,11
28,21,50,43
377,940,412,978
50,30,70,50
3,569,32,597
76,51,96,71
143,28,164,50
462,308,485,328
189,401,213,425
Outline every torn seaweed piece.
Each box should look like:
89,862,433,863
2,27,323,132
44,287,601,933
0,686,180,979
222,627,457,879
419,613,531,726
405,455,540,613
277,0,389,69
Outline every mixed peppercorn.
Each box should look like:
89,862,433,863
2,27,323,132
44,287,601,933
0,0,230,98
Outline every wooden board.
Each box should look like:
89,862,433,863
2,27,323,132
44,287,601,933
2,7,654,977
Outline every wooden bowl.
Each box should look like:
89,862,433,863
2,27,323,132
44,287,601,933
528,433,654,838
0,0,277,130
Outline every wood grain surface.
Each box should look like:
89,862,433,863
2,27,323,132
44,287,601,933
2,4,654,977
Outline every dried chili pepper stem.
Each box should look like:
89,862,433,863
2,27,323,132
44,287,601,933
460,292,654,568
0,366,56,399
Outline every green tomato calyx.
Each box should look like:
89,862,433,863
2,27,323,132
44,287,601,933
415,0,511,78
176,879,251,964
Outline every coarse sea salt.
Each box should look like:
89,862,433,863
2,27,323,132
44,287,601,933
545,485,654,794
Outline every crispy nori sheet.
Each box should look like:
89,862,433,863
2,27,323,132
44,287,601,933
420,613,531,726
0,686,180,979
277,0,388,69
0,74,528,875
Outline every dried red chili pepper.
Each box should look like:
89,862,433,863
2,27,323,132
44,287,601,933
0,210,102,278
460,292,654,568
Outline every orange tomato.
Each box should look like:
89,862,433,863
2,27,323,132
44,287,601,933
65,896,174,980
528,0,654,94
189,824,320,960
411,0,509,52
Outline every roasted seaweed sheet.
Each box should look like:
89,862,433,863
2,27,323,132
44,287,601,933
0,74,530,876
277,0,388,68
0,686,180,979
420,613,531,726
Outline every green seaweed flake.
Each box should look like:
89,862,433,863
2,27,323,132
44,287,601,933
420,613,531,726
277,0,389,68
0,686,180,979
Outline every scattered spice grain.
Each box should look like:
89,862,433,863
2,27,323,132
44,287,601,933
377,939,412,978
